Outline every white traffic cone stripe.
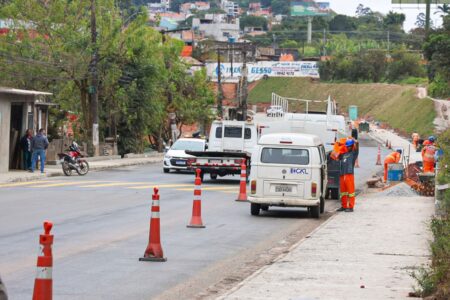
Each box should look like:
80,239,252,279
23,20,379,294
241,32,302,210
152,200,160,206
36,267,52,279
151,211,160,218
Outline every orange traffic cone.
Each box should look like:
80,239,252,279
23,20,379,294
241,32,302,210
187,169,205,228
236,159,248,202
376,145,382,165
140,188,166,262
32,221,53,300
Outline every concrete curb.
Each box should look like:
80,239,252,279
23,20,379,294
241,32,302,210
1,156,163,183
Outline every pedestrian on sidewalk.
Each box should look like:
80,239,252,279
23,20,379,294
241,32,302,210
337,138,359,212
30,128,49,174
383,149,402,182
422,136,436,173
19,129,33,170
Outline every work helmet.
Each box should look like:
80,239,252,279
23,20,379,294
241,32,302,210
396,149,402,154
345,139,355,147
428,136,436,142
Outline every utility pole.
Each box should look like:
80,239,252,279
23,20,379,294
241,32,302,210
241,48,248,121
322,28,327,56
425,0,431,38
216,48,223,118
89,0,99,156
387,30,390,54
307,17,312,44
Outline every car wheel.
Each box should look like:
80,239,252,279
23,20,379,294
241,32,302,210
310,205,320,219
320,196,325,214
163,168,170,173
250,203,261,216
210,173,218,180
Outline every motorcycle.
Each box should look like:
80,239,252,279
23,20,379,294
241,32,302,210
57,141,89,176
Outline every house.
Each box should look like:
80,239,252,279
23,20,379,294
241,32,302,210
0,87,53,173
192,14,240,42
147,0,170,13
180,1,211,14
221,0,239,17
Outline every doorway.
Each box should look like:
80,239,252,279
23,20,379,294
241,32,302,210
9,104,23,169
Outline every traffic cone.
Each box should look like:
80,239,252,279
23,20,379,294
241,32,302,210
236,159,248,202
140,187,167,262
187,169,205,228
376,145,382,165
32,221,53,300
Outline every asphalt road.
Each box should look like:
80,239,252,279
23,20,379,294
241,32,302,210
0,136,389,299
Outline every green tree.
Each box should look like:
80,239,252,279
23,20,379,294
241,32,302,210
383,11,405,32
240,15,268,30
329,15,357,32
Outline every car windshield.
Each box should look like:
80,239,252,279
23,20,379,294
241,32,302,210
261,148,309,165
171,140,204,151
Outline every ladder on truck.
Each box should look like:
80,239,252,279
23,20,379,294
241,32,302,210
270,93,339,131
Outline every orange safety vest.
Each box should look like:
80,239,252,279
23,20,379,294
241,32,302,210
384,152,400,164
422,145,436,163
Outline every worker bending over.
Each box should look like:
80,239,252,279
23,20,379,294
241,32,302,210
384,149,402,182
422,136,437,173
337,138,359,212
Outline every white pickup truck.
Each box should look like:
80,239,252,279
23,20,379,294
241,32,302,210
186,120,257,181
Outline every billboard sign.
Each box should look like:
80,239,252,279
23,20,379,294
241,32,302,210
291,1,330,17
206,61,320,82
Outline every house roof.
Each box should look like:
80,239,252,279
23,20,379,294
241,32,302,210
0,87,52,96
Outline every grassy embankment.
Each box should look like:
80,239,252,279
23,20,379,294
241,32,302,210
248,78,436,137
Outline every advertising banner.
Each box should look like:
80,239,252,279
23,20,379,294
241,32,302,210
206,61,320,82
291,1,330,17
392,0,450,3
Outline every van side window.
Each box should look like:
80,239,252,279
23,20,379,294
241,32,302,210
224,126,242,138
244,128,251,139
215,127,222,138
261,148,309,165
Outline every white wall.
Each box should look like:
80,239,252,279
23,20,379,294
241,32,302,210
0,98,11,173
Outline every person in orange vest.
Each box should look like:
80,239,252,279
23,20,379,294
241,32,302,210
383,149,402,182
422,136,437,173
329,138,347,161
337,138,359,212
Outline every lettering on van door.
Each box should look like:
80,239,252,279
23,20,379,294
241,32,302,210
290,168,309,175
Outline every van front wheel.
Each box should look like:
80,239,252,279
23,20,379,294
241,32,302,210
250,203,261,216
310,205,320,219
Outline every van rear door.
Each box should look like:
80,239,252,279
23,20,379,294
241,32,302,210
258,147,311,198
221,124,245,152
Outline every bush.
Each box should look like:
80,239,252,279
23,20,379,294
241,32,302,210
396,76,428,85
429,73,450,99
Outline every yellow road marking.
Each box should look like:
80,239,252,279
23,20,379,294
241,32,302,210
31,181,107,188
0,180,59,188
79,182,150,188
128,183,194,189
175,186,238,191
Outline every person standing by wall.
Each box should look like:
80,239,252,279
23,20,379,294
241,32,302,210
337,138,359,212
30,128,49,174
20,129,33,170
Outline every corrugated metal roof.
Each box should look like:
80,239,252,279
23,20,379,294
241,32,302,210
0,87,52,96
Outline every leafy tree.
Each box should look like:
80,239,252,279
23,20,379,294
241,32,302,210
272,0,289,15
435,4,450,16
240,15,268,30
279,39,298,48
355,4,372,17
329,15,357,32
416,13,427,28
383,11,405,32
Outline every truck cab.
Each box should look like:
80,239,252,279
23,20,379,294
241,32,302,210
248,133,327,218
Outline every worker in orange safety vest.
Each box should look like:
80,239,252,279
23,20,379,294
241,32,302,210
422,136,437,173
329,138,347,161
337,138,359,212
384,149,402,182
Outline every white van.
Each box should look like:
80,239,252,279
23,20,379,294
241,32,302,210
248,133,327,218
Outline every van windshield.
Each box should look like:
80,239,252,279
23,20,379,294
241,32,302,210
261,148,309,165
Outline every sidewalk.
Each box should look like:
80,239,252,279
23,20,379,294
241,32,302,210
221,184,434,300
0,153,163,184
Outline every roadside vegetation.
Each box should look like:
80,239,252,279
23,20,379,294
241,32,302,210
248,77,435,137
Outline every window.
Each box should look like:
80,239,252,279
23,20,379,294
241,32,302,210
261,148,309,165
224,126,242,138
244,128,252,139
215,127,222,138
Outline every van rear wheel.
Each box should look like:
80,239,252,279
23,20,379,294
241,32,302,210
250,203,261,216
310,205,320,219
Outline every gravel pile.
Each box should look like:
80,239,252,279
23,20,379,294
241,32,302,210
377,182,419,197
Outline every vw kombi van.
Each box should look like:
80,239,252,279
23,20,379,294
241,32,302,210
248,133,327,218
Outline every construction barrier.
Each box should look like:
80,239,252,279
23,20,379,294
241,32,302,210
140,188,166,262
32,221,53,300
187,169,205,228
376,145,382,166
236,159,248,202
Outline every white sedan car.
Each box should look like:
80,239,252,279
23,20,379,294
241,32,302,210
163,138,206,173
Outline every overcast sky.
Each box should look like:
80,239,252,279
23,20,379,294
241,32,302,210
327,0,444,31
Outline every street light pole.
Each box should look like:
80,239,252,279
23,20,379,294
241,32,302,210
425,0,431,37
89,0,99,156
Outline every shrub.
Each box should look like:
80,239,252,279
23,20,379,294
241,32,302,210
429,73,450,99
